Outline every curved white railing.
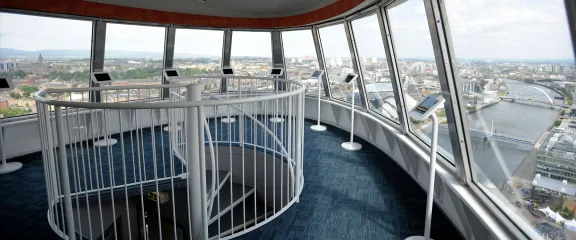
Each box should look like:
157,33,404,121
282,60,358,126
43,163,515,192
35,76,305,240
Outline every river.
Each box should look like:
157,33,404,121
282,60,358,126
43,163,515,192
434,79,563,186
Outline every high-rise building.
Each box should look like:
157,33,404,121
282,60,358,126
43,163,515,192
38,53,44,79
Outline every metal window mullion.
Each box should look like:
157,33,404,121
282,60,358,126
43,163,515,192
221,29,232,93
425,0,473,180
377,7,409,132
90,20,106,103
423,0,469,179
344,20,369,109
162,26,176,99
565,0,576,61
271,31,287,90
312,26,331,98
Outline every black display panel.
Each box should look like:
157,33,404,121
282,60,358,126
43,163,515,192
165,70,179,77
0,78,10,89
271,69,282,75
415,97,438,113
94,73,112,82
344,74,356,83
311,71,323,78
222,68,234,75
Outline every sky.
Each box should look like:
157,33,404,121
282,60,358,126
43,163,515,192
0,0,575,60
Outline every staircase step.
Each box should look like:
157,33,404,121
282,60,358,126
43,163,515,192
209,182,254,223
206,170,230,195
208,184,271,238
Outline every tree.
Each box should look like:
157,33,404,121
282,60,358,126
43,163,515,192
19,85,39,98
14,70,26,78
9,91,21,99
0,108,29,117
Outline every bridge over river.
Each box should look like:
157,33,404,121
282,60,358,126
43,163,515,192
499,86,569,108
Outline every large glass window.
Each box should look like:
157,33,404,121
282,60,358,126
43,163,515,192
282,30,323,97
387,0,454,158
318,24,356,104
104,23,165,99
445,0,576,237
352,14,398,122
174,29,223,92
0,13,92,118
230,31,272,77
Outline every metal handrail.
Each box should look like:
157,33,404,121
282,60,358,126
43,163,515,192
34,77,306,109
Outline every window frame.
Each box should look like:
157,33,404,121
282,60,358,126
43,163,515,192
317,23,361,106
383,1,458,165
281,29,326,97
229,30,274,75
0,11,95,119
349,13,401,124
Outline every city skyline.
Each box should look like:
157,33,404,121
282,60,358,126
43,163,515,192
1,0,575,60
2,47,576,62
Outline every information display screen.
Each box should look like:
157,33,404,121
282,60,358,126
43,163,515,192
94,73,112,82
165,70,178,77
0,78,10,89
311,71,323,78
344,74,356,83
271,68,282,75
222,68,234,75
415,97,438,113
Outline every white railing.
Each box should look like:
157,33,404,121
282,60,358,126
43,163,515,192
35,76,305,240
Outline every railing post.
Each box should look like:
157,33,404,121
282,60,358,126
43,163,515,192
55,107,76,240
185,84,206,239
294,93,304,202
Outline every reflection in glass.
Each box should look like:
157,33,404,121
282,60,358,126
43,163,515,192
174,29,223,92
104,23,165,99
0,13,92,117
446,0,576,237
318,24,357,105
352,14,398,121
388,0,454,158
282,30,323,96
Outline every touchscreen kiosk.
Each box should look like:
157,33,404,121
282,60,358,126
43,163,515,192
310,70,326,131
164,69,180,78
91,72,114,84
340,73,362,151
405,94,445,240
0,77,21,174
221,67,235,75
269,68,283,77
408,95,445,121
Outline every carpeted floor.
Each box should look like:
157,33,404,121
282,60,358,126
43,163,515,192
0,119,463,240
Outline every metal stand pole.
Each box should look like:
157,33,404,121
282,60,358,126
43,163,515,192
311,77,327,131
186,84,206,239
406,113,439,240
0,118,23,174
270,77,284,123
341,81,362,151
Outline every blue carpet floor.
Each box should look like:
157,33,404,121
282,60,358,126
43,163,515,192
0,118,463,239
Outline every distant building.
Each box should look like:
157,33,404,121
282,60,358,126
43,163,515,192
38,53,44,79
536,128,576,183
0,99,9,108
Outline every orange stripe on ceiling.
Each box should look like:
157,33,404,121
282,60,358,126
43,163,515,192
0,0,365,28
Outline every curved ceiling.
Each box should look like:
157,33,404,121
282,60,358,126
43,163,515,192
89,0,338,18
0,0,370,28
